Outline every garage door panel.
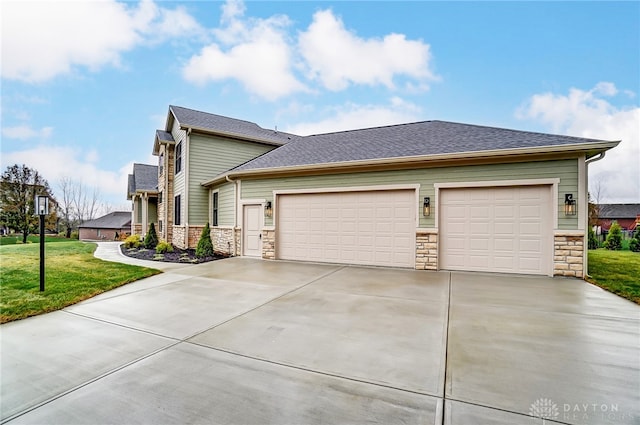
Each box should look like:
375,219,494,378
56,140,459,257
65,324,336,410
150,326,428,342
278,190,415,268
494,205,515,218
440,186,551,275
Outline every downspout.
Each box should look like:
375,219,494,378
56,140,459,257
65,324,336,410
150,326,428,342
584,152,606,278
184,128,191,248
164,145,169,241
226,175,238,255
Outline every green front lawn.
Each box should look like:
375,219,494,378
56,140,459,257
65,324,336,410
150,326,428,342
0,240,160,323
588,249,640,304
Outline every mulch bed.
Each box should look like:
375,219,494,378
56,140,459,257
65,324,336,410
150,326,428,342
120,245,228,264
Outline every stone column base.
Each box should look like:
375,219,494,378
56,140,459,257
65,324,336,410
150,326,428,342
262,227,275,259
554,232,585,278
416,229,438,270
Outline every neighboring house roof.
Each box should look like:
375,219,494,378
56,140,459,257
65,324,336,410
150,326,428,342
127,163,158,198
201,120,618,185
79,211,131,229
598,204,640,219
168,105,301,146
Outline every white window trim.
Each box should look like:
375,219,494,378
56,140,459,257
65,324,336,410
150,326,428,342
210,189,220,227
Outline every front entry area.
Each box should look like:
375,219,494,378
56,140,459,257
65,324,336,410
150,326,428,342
243,204,262,257
276,190,416,268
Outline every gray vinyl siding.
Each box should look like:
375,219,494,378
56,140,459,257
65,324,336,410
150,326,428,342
241,159,580,229
188,133,275,224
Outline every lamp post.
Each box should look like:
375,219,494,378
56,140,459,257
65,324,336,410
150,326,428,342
35,195,49,292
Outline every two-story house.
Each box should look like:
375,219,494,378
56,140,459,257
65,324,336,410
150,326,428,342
129,105,619,278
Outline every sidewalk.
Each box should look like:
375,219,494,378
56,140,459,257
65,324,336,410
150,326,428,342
93,241,193,271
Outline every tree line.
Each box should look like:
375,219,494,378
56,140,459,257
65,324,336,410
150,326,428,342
0,164,112,242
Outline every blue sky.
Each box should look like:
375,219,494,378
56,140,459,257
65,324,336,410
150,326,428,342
2,0,639,210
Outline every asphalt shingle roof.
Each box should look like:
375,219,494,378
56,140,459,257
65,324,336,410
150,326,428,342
233,120,616,172
156,130,174,143
79,211,131,229
170,105,300,146
598,204,640,219
128,163,158,197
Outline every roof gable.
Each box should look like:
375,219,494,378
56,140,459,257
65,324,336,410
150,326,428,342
128,163,158,198
168,105,300,146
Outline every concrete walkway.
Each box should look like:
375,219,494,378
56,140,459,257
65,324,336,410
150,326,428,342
1,254,638,424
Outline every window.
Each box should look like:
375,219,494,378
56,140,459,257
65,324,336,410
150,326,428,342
159,220,163,233
175,142,182,173
174,195,181,225
212,191,219,226
158,191,163,204
159,153,164,176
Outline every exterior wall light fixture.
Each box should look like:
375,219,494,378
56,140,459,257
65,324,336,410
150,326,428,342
265,201,273,218
564,193,577,216
423,197,431,217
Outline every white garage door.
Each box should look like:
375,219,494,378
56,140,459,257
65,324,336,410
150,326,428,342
278,190,415,268
440,186,552,275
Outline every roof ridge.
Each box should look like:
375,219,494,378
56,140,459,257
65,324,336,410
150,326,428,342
169,105,267,130
304,120,437,137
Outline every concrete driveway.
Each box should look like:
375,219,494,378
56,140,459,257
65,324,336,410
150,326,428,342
1,254,638,424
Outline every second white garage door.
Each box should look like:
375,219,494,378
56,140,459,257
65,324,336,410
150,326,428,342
277,190,415,268
440,185,553,275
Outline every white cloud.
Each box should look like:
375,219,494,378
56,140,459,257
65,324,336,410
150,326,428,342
0,145,153,207
517,82,639,203
285,97,423,136
2,125,53,140
298,9,438,91
182,1,306,100
1,0,202,83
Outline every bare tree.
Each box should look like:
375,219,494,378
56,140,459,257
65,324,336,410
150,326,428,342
57,176,75,237
73,183,100,224
589,177,607,228
56,177,102,237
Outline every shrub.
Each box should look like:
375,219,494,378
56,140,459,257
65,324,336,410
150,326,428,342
603,221,623,251
630,228,640,253
156,240,174,254
144,223,158,249
588,228,599,250
195,222,214,258
70,230,79,240
123,234,142,249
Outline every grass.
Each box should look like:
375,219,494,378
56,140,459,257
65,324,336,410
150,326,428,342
588,249,640,304
0,234,71,245
0,240,161,323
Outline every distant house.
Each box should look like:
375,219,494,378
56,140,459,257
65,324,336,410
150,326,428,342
79,211,131,241
597,204,640,232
